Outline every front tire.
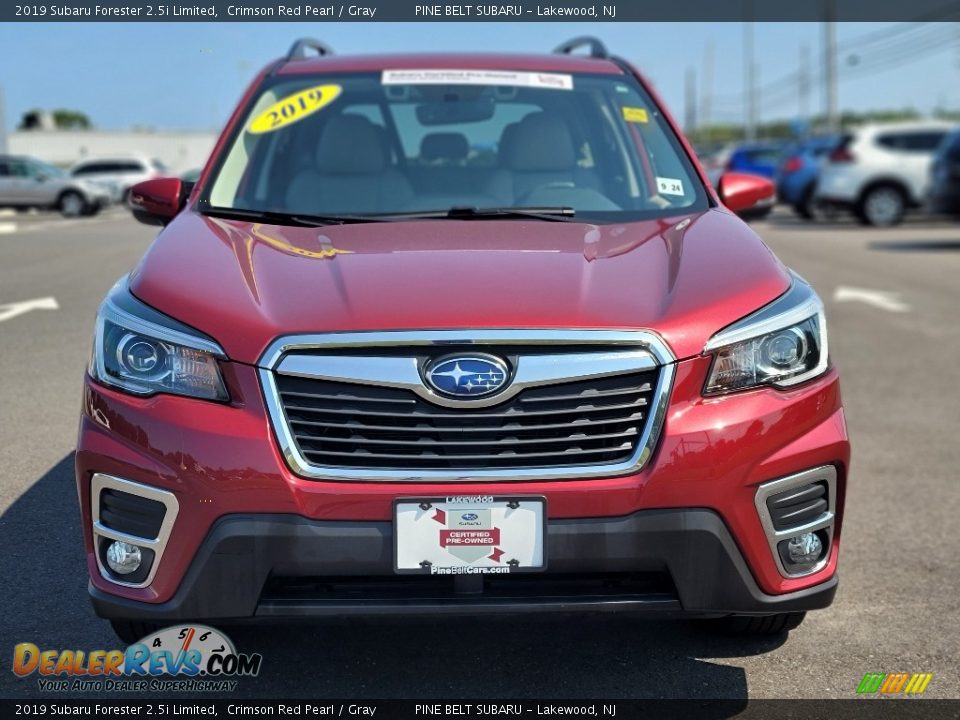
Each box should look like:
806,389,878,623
857,185,906,226
59,191,87,218
703,612,806,636
109,619,160,644
793,184,817,220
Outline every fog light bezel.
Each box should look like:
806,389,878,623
91,473,179,589
755,466,836,578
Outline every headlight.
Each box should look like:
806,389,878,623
703,275,829,395
90,278,228,401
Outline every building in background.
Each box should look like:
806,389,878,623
8,129,217,174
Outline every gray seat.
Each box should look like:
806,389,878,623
285,114,413,214
486,112,599,204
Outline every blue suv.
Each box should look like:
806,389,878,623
777,136,842,219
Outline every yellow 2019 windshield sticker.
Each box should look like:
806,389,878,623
247,84,342,134
622,106,649,123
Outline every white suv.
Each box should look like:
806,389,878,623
70,155,166,203
815,121,956,226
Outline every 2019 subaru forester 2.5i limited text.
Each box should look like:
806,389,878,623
77,38,849,643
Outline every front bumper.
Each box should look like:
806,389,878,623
90,509,837,621
77,354,849,617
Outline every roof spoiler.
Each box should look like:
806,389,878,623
552,36,609,59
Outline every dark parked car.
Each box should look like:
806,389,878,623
929,127,960,218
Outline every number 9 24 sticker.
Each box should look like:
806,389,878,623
247,84,342,134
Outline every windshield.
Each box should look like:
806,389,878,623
201,69,708,222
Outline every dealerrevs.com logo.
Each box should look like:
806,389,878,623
13,625,262,693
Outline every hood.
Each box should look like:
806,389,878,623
129,208,790,365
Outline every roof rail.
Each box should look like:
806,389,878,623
552,36,609,59
286,38,335,61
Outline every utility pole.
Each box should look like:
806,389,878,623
0,85,7,154
823,1,838,132
700,39,715,146
799,43,811,125
744,4,756,141
685,67,697,135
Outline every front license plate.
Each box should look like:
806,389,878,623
394,496,546,574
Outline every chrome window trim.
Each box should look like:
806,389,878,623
754,465,836,578
90,473,179,589
258,329,676,482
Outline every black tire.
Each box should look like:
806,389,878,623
793,185,817,220
58,190,88,218
856,184,906,227
704,612,806,636
109,619,160,644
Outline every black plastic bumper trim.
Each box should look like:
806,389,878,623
89,509,837,621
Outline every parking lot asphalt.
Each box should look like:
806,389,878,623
0,206,958,700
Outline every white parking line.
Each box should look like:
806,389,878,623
0,296,59,323
833,286,911,313
0,212,129,236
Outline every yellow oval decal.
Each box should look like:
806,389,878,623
247,84,342,134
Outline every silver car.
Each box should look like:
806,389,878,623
0,155,112,217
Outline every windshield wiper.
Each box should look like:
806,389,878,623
201,206,394,227
385,206,578,222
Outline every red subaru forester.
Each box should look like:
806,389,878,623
77,38,849,643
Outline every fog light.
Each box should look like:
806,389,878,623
105,541,142,575
784,532,822,565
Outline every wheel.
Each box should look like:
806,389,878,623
793,185,817,220
702,612,806,636
109,619,160,644
59,191,87,218
857,185,905,227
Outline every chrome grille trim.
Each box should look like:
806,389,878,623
258,330,676,482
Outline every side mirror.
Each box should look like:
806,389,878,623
718,172,776,218
128,177,188,226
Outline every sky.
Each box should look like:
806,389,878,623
1,22,959,133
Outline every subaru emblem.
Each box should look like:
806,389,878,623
461,513,479,521
425,355,509,398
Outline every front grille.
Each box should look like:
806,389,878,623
276,369,659,471
99,488,166,539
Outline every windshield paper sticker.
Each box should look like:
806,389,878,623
622,106,649,123
656,176,685,196
247,84,342,134
382,69,573,90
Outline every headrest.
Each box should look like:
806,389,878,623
507,113,577,172
315,114,388,174
420,132,469,162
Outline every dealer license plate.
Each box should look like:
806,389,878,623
394,496,546,574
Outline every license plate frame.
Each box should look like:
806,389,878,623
393,495,547,575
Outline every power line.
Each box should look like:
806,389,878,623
708,20,960,110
